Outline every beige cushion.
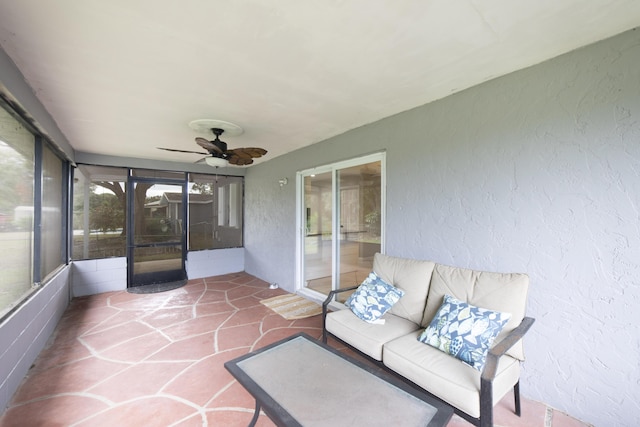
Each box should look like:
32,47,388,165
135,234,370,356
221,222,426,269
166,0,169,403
421,263,529,360
325,309,420,361
383,332,521,419
373,253,435,325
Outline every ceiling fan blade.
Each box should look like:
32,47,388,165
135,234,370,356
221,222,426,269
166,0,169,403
157,147,209,155
227,154,253,165
227,147,267,159
227,149,251,159
196,137,224,154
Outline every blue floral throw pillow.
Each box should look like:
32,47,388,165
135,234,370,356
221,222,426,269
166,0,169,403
345,272,404,323
418,295,511,371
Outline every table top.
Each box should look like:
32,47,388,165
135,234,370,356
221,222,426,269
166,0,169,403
224,332,453,427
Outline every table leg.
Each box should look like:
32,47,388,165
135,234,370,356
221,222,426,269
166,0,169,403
248,400,260,427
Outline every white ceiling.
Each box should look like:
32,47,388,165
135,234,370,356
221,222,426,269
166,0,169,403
1,1,639,167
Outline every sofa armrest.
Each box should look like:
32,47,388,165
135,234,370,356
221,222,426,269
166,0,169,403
481,316,535,381
477,316,534,427
321,285,359,312
321,285,359,343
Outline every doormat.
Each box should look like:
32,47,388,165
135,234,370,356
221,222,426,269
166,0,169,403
260,294,323,320
127,279,187,294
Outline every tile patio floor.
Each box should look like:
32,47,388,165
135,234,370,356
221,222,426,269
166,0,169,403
0,273,591,427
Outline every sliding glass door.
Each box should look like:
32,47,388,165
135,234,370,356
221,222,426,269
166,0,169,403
298,153,384,300
302,170,333,295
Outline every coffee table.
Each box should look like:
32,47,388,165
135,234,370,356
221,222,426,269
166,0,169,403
224,332,453,427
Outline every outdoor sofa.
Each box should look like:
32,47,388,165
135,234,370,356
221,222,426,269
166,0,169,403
322,252,535,427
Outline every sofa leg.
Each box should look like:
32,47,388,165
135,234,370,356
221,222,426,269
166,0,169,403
514,382,521,416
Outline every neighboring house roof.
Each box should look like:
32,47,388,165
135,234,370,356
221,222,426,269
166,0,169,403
164,192,214,204
145,192,214,208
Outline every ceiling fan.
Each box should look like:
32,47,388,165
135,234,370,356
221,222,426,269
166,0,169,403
158,124,267,166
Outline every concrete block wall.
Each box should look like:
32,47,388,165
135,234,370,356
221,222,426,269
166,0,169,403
186,248,245,279
0,267,70,411
71,249,245,297
71,258,127,297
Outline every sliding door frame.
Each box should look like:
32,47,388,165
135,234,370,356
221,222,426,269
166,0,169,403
295,152,386,299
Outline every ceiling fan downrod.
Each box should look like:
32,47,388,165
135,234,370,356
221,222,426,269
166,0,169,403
212,128,224,138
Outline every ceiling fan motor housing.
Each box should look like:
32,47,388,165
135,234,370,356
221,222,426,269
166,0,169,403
211,128,228,155
211,140,227,156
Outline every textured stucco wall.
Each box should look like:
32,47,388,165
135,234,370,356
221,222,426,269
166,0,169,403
245,28,640,426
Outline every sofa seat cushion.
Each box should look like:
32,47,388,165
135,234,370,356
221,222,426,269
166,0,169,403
383,332,521,419
373,253,436,325
422,263,529,360
325,309,420,361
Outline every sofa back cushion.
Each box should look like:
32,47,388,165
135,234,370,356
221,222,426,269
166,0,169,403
373,253,435,325
421,263,529,360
